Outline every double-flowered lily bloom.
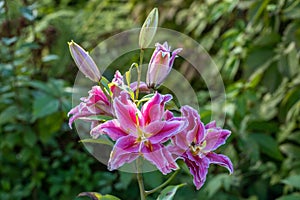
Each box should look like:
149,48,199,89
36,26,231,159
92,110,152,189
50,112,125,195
91,92,185,174
68,85,113,129
146,42,182,88
68,71,124,129
167,106,233,189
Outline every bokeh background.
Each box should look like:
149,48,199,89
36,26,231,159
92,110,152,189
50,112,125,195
1,0,300,199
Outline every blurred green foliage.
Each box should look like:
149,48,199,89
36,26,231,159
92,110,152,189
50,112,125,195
1,0,300,200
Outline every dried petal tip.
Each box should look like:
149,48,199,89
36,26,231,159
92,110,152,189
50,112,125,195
68,40,101,82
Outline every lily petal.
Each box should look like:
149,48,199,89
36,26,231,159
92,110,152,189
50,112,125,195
90,119,128,140
108,135,139,171
142,143,178,175
141,92,172,124
206,152,234,174
184,151,210,190
202,129,231,152
181,106,205,144
130,81,150,93
148,120,185,144
113,92,141,134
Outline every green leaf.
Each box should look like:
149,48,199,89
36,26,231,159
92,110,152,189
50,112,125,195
42,54,59,62
1,37,18,46
206,174,233,198
83,115,114,122
156,184,186,200
32,94,60,120
249,133,283,160
21,7,36,21
79,138,114,146
276,193,300,200
281,175,300,189
23,128,37,147
287,131,300,145
280,143,300,159
0,106,18,125
77,192,120,200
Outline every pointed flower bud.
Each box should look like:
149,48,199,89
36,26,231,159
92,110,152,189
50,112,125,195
146,42,182,88
68,40,101,82
139,8,159,49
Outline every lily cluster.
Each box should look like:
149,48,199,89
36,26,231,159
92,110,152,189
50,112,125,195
68,41,233,190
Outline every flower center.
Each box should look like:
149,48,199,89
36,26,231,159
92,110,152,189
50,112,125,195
189,140,207,156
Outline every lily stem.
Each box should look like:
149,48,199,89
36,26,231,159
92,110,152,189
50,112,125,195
136,49,144,100
145,170,179,195
136,159,146,200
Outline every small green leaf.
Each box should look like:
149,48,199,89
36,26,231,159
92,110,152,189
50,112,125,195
77,192,120,200
249,133,283,160
42,54,59,62
100,76,111,94
156,183,186,200
83,115,113,122
0,106,18,125
32,94,60,120
79,138,114,146
276,193,300,200
280,143,300,159
1,37,18,46
23,128,37,147
139,8,159,49
281,175,300,189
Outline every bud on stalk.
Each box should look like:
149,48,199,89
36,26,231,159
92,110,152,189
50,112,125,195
139,8,159,49
146,42,182,88
68,41,101,82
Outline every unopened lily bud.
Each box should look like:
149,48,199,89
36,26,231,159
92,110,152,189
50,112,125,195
68,40,101,82
146,42,182,88
139,8,158,49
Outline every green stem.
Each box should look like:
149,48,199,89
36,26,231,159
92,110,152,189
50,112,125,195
145,170,179,195
136,159,146,200
135,49,144,99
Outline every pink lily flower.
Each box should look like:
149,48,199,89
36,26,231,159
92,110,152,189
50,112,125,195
109,70,124,98
91,92,185,174
68,70,128,129
68,85,112,129
167,106,233,189
146,42,182,88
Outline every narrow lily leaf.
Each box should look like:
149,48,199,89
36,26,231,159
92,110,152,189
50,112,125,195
79,138,114,146
156,183,186,200
77,192,120,200
100,76,111,93
82,115,114,122
139,8,159,49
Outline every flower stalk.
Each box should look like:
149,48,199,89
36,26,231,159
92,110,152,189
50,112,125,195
137,159,146,200
145,170,179,195
135,49,144,99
